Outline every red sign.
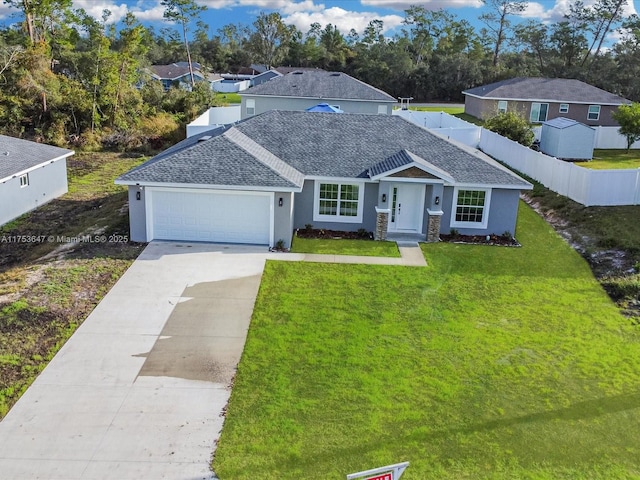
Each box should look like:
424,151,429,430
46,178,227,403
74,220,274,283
364,474,392,480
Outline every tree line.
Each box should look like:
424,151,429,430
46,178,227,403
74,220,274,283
1,0,639,149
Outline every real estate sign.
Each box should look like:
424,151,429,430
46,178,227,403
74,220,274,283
346,462,409,480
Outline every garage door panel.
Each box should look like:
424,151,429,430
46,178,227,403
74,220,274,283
151,190,271,245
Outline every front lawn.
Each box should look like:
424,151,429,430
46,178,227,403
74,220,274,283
215,92,242,104
291,236,400,257
213,202,640,479
575,149,640,169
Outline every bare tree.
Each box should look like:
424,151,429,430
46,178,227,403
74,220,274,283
161,0,205,88
480,0,528,66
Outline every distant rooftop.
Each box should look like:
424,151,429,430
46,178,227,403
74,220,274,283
463,77,630,105
242,70,396,102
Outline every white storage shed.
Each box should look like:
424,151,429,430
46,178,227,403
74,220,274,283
539,117,595,160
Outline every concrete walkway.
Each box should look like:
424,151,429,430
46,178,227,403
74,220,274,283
0,241,425,479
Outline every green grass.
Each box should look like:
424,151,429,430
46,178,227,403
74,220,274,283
575,149,640,170
409,106,464,114
215,92,242,104
213,202,640,479
291,237,400,257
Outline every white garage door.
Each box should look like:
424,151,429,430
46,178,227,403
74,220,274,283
150,189,272,245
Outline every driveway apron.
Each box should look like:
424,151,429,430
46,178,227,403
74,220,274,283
0,242,270,480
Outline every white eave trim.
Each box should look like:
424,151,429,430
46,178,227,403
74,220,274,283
114,180,301,193
452,182,533,190
462,91,627,106
0,151,74,184
305,175,376,183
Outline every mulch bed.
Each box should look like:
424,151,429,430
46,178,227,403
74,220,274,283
295,228,374,240
439,233,521,246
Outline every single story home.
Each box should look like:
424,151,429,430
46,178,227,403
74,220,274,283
239,70,397,119
539,118,595,160
0,135,74,226
463,77,631,126
148,63,206,91
116,111,531,248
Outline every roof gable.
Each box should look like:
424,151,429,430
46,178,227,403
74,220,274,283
463,77,630,105
0,135,73,182
241,70,396,102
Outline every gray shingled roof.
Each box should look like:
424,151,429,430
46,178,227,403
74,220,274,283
463,77,630,105
117,126,299,189
0,135,73,181
118,111,529,189
149,64,203,80
242,70,396,102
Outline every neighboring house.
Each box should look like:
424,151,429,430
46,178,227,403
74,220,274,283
463,77,631,126
539,118,595,160
239,70,397,119
0,135,73,226
148,63,205,91
116,111,531,247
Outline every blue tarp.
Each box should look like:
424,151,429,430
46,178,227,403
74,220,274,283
305,103,344,113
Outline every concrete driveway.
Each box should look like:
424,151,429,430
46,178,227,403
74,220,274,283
0,242,273,480
0,241,425,479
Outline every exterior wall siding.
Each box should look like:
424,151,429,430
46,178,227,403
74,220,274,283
440,187,520,236
273,191,294,248
0,159,68,226
469,97,622,126
293,180,378,233
241,96,393,119
127,186,148,242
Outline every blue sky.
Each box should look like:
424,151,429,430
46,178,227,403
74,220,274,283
0,0,638,39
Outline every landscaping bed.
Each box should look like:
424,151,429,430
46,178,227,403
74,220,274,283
295,227,373,240
439,232,520,247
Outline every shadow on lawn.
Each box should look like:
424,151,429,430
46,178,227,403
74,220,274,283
279,391,640,473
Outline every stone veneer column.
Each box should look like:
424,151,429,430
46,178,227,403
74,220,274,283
426,209,444,242
374,207,390,241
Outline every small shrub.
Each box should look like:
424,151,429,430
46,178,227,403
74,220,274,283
601,274,640,301
357,228,369,238
501,231,513,241
274,239,286,251
304,224,313,232
449,228,460,239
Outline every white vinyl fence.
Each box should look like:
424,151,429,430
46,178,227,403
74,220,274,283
479,129,640,206
593,126,640,149
393,109,481,147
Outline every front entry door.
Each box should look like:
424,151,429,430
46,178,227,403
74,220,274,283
389,183,425,232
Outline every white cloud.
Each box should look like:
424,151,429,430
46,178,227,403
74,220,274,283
73,0,131,23
521,0,637,23
361,0,482,9
283,6,403,35
0,3,14,21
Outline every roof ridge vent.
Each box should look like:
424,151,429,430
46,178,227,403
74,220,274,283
198,135,212,142
292,71,304,75
330,72,341,76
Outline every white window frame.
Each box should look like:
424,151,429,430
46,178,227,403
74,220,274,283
313,180,364,223
559,103,569,114
246,98,255,116
19,173,29,187
450,187,491,229
530,103,549,123
588,105,601,121
497,100,508,114
377,105,387,114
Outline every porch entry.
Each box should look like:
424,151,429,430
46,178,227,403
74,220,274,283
388,183,425,233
